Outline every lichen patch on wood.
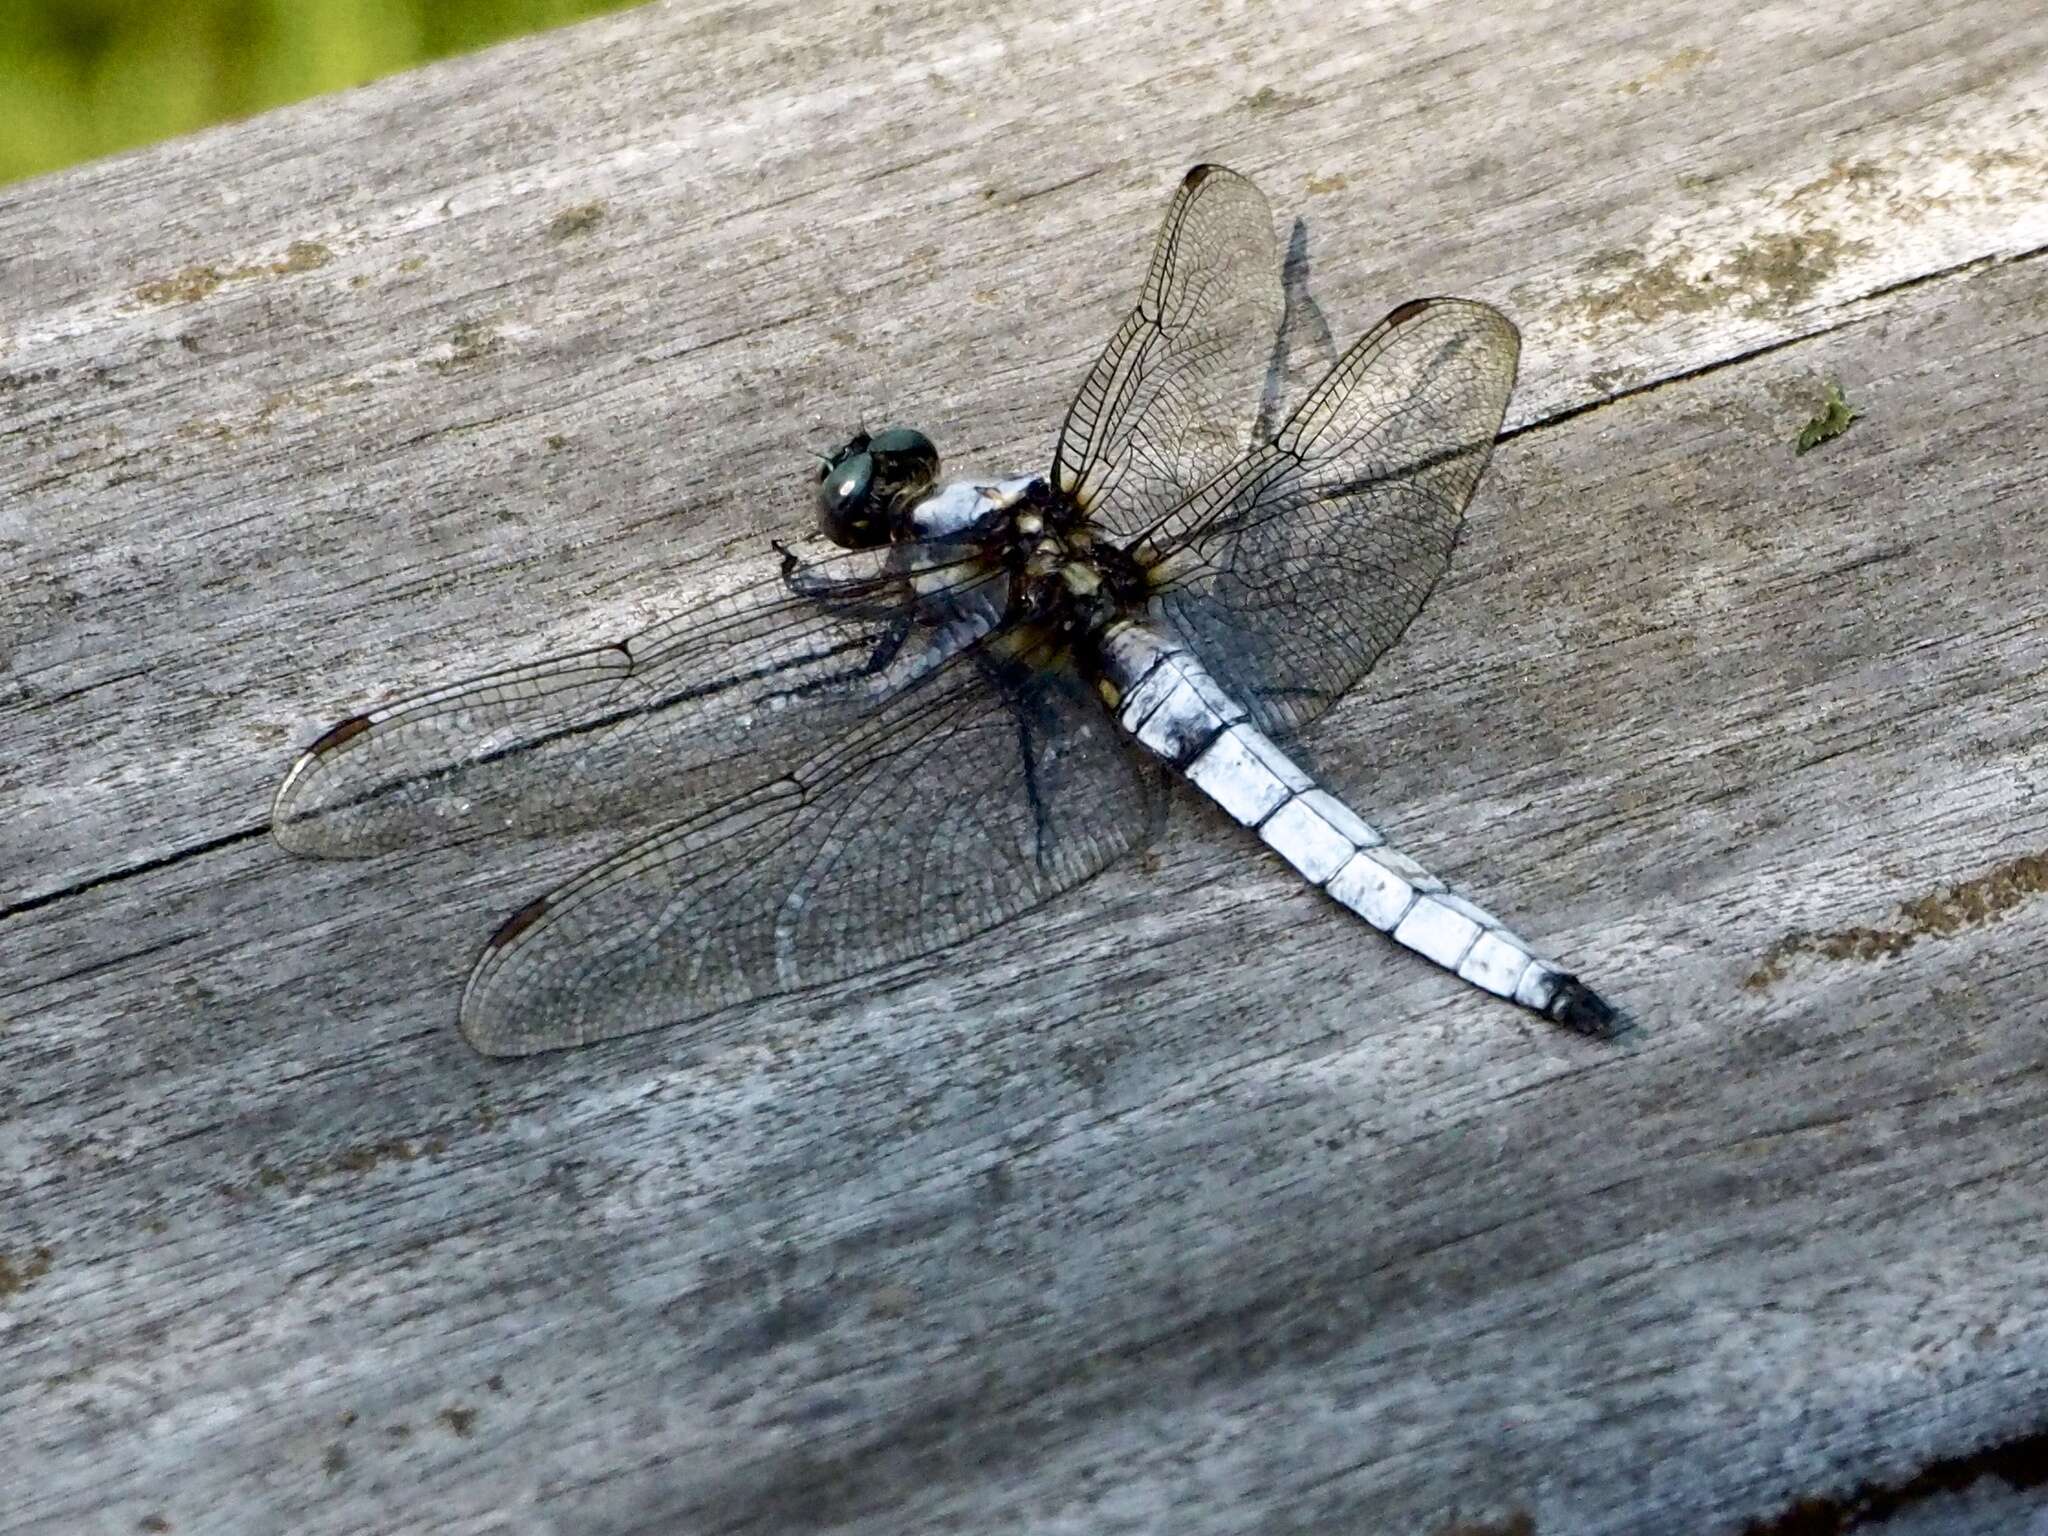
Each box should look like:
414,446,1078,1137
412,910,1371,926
133,241,335,307
546,201,608,241
0,1246,55,1298
1746,850,2048,989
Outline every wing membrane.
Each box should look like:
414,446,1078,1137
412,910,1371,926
1049,165,1284,539
1137,298,1521,742
271,544,1004,857
458,633,1164,1055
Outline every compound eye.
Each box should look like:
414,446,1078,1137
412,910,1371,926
817,451,880,547
866,426,935,460
865,427,938,490
818,431,871,483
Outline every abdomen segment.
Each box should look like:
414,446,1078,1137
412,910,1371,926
1097,622,1620,1035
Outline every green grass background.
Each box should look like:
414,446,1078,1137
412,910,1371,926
1,0,639,186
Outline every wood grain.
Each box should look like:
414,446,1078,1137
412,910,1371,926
3,1,2047,1532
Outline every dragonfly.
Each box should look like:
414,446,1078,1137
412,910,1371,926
272,164,1620,1055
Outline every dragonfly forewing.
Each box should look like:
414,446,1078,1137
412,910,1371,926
1050,165,1284,540
270,545,1001,858
1137,298,1521,745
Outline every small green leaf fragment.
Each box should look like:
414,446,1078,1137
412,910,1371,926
1795,380,1860,454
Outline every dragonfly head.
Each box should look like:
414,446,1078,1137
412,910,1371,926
815,427,940,548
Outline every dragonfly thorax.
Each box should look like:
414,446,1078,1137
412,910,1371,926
902,473,1148,643
938,476,1138,635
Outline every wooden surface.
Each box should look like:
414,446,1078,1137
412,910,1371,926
5,1,2048,1532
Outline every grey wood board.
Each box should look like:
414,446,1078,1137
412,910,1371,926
4,0,2048,1533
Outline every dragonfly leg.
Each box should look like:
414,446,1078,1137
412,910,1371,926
777,612,915,702
772,539,904,619
985,656,1061,874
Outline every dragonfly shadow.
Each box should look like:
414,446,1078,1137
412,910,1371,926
1252,216,1342,448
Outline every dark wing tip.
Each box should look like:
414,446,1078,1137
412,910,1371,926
1381,296,1522,345
308,714,372,754
485,894,551,952
1545,976,1631,1039
272,714,374,856
460,897,554,1054
1183,162,1253,192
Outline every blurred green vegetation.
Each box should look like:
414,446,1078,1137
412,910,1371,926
0,0,640,186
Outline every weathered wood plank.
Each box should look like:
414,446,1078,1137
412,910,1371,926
4,0,2047,1533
